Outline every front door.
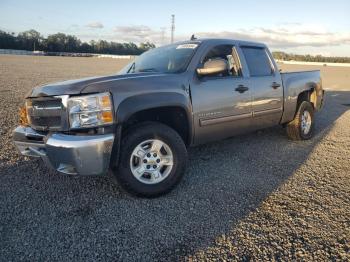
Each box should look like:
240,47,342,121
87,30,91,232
191,44,252,144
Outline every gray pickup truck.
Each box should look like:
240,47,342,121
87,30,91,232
13,39,324,197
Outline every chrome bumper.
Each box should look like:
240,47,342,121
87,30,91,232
13,126,114,176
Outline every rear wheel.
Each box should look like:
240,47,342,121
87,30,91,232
286,101,314,140
113,122,187,197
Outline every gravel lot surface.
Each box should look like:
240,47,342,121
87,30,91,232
0,55,349,261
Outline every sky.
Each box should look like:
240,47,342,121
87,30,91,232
1,0,350,56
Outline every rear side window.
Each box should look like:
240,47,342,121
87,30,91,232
241,47,274,77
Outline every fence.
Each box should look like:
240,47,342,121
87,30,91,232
0,49,136,59
276,59,350,68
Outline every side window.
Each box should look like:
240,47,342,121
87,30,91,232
241,47,274,77
202,45,241,77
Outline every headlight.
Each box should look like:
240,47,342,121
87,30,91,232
67,92,114,129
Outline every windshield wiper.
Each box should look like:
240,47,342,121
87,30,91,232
138,68,158,72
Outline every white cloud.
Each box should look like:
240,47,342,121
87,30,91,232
113,25,165,43
196,24,350,48
114,23,350,49
86,22,104,29
79,23,350,55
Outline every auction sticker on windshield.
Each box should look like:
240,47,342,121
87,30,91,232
176,44,198,49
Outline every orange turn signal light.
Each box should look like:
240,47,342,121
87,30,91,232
19,106,29,126
101,111,113,123
100,95,112,108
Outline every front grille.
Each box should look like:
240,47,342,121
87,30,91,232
27,97,66,131
31,99,62,109
30,116,62,129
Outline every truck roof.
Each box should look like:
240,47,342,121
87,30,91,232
174,38,266,48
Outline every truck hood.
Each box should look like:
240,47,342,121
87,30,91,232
27,73,167,98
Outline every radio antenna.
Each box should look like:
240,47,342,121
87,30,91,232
171,14,175,43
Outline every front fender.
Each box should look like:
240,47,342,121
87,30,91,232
110,92,193,168
116,92,192,124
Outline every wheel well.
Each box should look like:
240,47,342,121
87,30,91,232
297,89,316,109
122,106,191,146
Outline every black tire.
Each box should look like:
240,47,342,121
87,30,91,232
112,122,188,197
286,101,314,140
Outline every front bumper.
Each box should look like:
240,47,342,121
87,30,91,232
13,126,114,176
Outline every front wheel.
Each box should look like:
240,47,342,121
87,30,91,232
113,122,188,197
286,101,314,140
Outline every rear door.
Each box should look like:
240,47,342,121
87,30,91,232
240,46,283,128
191,44,252,144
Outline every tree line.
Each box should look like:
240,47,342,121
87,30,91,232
1,29,350,61
272,51,350,64
0,29,155,55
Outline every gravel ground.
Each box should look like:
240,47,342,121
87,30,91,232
0,55,349,261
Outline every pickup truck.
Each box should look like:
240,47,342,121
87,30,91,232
13,38,324,197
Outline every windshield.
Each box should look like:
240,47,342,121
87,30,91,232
119,43,199,74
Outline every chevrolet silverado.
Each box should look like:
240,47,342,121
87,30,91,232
13,39,324,197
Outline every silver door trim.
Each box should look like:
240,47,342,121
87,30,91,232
253,107,282,117
199,112,252,126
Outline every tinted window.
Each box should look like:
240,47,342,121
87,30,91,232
202,45,241,77
119,43,199,74
241,47,273,76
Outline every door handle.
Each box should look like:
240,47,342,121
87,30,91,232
235,85,249,93
271,82,281,89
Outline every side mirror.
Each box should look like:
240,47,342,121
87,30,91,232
197,58,228,76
